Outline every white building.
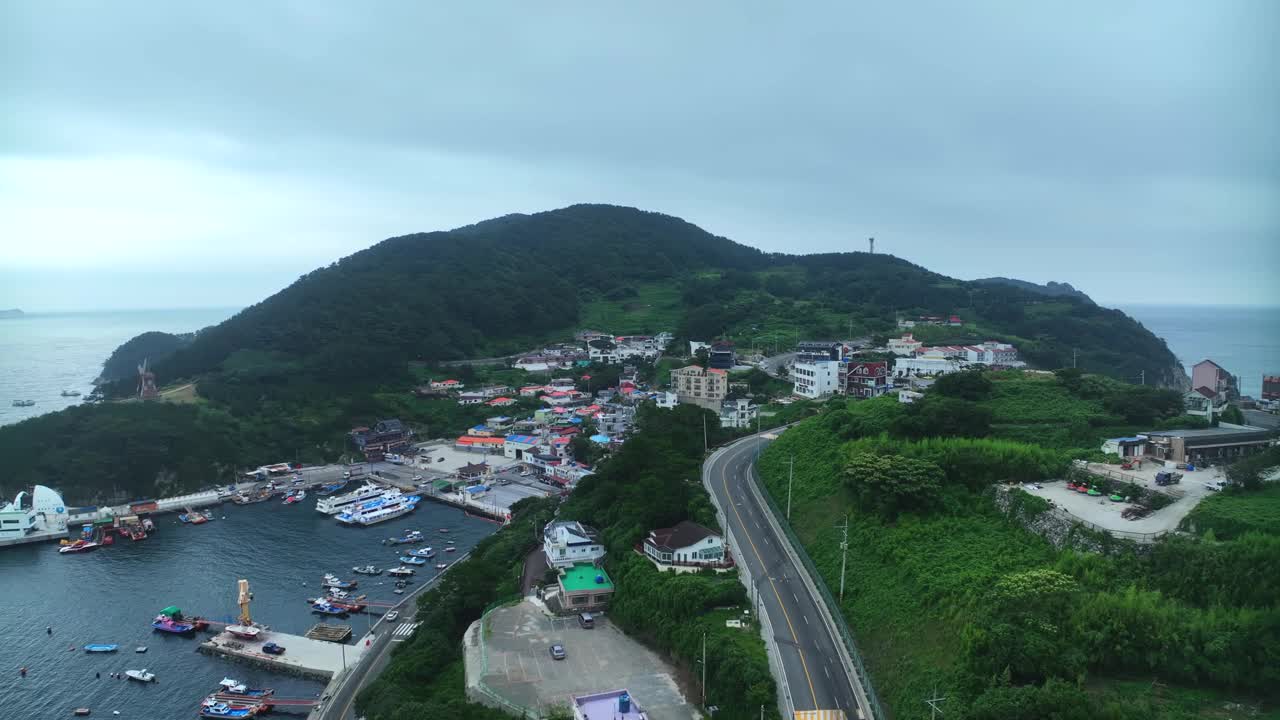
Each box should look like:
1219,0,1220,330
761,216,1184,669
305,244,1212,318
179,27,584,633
0,485,70,540
544,520,606,569
643,521,730,573
888,334,924,356
719,398,759,429
894,351,966,377
654,391,679,409
792,360,841,399
689,340,711,356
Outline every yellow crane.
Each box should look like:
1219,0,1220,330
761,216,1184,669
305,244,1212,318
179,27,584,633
237,579,253,626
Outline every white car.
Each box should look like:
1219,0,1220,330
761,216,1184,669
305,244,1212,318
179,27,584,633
384,611,400,623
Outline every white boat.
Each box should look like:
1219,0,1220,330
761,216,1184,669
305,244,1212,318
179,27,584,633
225,624,262,640
335,489,420,527
351,565,381,575
387,566,415,577
316,483,384,515
125,669,156,682
327,588,350,599
407,546,435,558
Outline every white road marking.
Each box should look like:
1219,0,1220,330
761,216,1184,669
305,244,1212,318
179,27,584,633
824,666,831,679
803,615,810,626
793,593,800,603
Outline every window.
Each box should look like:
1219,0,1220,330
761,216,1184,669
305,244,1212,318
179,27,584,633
572,595,587,605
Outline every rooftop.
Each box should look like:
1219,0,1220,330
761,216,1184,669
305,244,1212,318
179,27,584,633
647,521,719,551
560,562,614,593
573,689,645,719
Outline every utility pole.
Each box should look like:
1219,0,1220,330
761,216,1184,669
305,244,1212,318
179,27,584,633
702,414,708,453
1072,348,1077,369
838,513,850,602
701,630,707,707
786,455,794,521
1140,370,1145,386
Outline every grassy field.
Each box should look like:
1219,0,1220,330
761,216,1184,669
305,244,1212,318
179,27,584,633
578,282,685,335
1183,484,1280,539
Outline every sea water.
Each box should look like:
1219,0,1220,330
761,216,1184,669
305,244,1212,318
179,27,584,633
0,498,496,718
1122,304,1280,398
0,308,238,427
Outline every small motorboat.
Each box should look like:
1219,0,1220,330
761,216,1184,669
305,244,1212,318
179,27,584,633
61,390,82,397
387,566,415,577
11,399,35,407
435,562,449,570
399,555,427,566
438,528,449,534
135,646,148,653
83,644,118,653
393,588,404,594
73,709,91,716
445,546,457,552
383,530,423,545
351,565,381,575
283,490,306,504
407,546,436,558
445,540,455,545
326,588,350,600
217,678,274,697
321,573,357,589
59,540,101,554
152,615,196,634
125,669,156,683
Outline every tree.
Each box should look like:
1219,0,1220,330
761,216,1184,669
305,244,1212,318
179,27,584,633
1219,404,1245,425
933,369,993,401
891,395,992,439
844,452,943,518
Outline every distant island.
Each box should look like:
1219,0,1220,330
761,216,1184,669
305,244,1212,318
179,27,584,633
0,309,23,319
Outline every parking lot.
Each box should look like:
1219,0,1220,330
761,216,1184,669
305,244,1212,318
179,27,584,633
466,599,697,719
1021,462,1227,536
412,442,518,474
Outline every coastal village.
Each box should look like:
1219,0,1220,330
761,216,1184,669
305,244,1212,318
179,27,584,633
3,324,1278,720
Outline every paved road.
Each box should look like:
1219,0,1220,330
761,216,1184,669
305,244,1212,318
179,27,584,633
314,557,463,720
705,435,862,716
760,352,796,379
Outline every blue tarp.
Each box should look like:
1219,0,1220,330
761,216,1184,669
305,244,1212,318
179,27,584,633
589,434,611,444
465,485,489,495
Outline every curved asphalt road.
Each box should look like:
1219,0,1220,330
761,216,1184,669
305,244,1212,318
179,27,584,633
706,435,860,716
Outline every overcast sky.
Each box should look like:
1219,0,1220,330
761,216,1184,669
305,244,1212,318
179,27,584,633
2,2,1277,312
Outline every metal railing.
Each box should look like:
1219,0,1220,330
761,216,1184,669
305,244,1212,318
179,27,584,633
749,463,887,720
474,597,543,718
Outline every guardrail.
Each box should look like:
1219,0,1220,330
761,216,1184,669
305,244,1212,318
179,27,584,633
749,461,887,720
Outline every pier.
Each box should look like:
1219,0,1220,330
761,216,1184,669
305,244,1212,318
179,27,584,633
198,629,368,682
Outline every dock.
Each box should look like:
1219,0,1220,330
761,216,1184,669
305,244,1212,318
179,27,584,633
198,629,367,682
305,623,352,643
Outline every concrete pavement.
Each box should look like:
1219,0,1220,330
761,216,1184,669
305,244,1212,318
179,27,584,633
704,434,868,718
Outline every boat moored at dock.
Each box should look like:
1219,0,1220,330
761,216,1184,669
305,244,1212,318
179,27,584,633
398,555,427,565
351,564,381,575
58,539,100,554
315,483,383,515
387,566,415,577
335,489,420,526
321,573,357,589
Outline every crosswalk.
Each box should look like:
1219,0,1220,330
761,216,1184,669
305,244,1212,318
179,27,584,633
390,621,420,642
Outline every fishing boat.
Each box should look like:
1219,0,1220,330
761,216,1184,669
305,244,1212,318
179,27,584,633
384,529,424,545
199,700,263,718
328,597,367,613
316,481,348,496
59,539,100,554
335,489,420,527
217,678,275,697
387,566,415,577
445,546,457,552
435,562,449,570
315,482,383,515
326,588,351,600
309,600,348,616
83,644,118,653
282,490,305,505
321,573,358,589
125,668,156,682
407,546,436,559
351,565,381,575
61,390,82,397
152,615,196,634
398,555,427,565
445,539,455,545
11,399,35,407
438,528,450,533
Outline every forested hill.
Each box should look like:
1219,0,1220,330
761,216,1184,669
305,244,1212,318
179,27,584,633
974,277,1095,304
97,331,195,384
104,203,1179,397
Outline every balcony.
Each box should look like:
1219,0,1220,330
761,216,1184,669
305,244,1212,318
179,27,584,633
634,543,735,571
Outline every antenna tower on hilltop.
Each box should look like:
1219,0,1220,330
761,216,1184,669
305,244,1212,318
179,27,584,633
137,358,159,400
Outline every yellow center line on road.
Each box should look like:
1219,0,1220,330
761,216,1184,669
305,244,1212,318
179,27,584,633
719,448,820,710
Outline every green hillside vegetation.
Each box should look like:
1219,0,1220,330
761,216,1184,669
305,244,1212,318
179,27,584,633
1183,482,1280,540
1,205,1181,503
756,377,1280,719
96,330,193,384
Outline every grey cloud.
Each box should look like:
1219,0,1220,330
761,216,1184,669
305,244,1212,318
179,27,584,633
1,0,1277,309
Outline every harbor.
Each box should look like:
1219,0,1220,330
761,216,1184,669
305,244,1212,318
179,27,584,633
0,491,495,719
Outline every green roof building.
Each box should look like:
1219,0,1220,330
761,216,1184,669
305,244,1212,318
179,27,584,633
558,562,614,611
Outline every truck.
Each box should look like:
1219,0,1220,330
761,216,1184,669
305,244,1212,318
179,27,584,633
1154,471,1183,486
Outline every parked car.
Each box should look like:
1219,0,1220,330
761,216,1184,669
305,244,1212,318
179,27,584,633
262,642,286,655
577,612,594,629
549,644,566,660
384,611,400,623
